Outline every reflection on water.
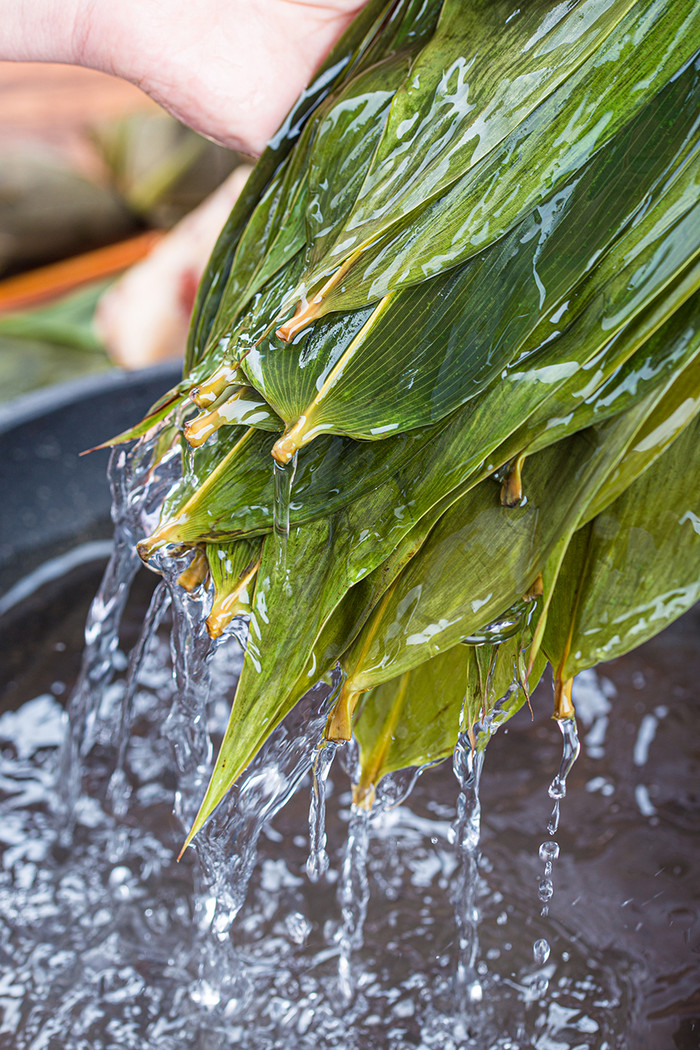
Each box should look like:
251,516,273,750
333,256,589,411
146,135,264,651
0,562,698,1050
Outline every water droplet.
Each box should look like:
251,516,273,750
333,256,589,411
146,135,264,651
285,911,312,945
539,841,560,862
547,801,560,835
538,877,554,903
532,938,551,965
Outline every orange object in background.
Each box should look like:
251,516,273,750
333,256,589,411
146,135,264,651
0,231,163,314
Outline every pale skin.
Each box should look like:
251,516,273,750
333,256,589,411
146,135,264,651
0,0,369,154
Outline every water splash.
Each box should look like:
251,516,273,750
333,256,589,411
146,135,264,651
307,743,338,882
0,570,677,1049
56,432,181,835
450,663,520,1016
193,682,334,1013
53,430,335,1017
57,447,147,828
25,410,630,1039
338,803,372,1004
452,730,486,1009
106,580,170,821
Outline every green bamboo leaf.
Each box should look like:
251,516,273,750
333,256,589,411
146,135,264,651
258,260,700,544
142,420,426,547
205,538,261,638
200,112,319,362
178,289,692,844
276,480,486,744
179,440,476,846
584,351,700,520
339,387,673,697
132,0,700,865
183,386,283,447
303,53,413,262
147,264,695,549
197,45,410,373
353,645,478,806
542,415,700,704
516,288,700,458
525,349,700,675
255,67,700,457
329,0,638,246
293,0,641,301
276,0,697,323
353,633,545,806
146,425,253,551
242,303,376,426
147,241,699,553
181,521,339,848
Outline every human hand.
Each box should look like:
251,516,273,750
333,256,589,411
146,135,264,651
1,0,369,154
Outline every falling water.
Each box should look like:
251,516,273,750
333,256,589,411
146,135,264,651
273,452,298,573
547,717,581,838
159,548,217,830
0,545,691,1049
337,803,372,1004
307,742,338,882
49,426,339,1020
50,426,557,1024
449,664,529,1017
183,440,197,489
191,676,335,1013
56,437,177,830
534,716,581,976
106,580,170,821
452,731,486,1010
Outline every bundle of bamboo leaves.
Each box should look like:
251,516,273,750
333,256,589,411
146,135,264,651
112,0,700,847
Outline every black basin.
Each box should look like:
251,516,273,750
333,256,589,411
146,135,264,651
0,364,180,599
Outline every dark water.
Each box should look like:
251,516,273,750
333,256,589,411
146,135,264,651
0,554,698,1049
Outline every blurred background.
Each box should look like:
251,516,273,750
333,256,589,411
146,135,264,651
0,62,249,401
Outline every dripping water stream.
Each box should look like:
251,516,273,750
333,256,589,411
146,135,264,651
337,803,372,1004
56,438,179,833
307,742,338,882
0,567,695,1048
452,732,486,1009
106,580,170,822
532,715,581,985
